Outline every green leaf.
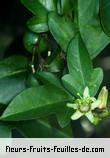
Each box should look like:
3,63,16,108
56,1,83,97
62,34,103,96
38,0,57,11
26,74,39,88
100,0,110,36
62,74,80,96
62,34,93,96
27,15,48,33
36,72,73,128
57,0,74,15
0,55,28,79
21,0,57,15
75,0,110,58
89,68,103,96
0,123,11,138
67,34,93,79
1,85,70,121
48,12,76,52
36,71,63,89
14,120,69,138
21,0,47,15
35,72,73,128
47,53,64,72
0,74,26,105
0,56,28,104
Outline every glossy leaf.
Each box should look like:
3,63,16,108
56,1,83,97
21,0,57,15
67,35,93,79
0,74,26,105
62,34,103,96
62,74,80,96
0,56,28,104
35,71,73,128
27,15,48,33
48,12,76,52
75,0,110,58
0,123,11,138
62,34,93,96
1,85,70,121
38,0,57,11
100,0,110,36
15,120,69,138
89,68,103,96
0,55,28,79
21,0,47,15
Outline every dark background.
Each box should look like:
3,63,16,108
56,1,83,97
0,0,32,57
0,0,110,138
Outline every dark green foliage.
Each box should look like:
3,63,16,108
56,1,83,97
0,0,110,138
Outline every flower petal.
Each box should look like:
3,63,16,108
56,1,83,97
67,103,78,109
71,110,83,120
85,111,94,123
83,87,90,98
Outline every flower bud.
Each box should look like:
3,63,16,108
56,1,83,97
97,86,108,110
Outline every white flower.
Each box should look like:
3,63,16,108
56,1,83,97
67,87,104,124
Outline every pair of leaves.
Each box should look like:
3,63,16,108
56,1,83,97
0,56,28,105
36,71,73,127
48,0,110,58
22,0,75,34
0,71,72,128
21,0,57,33
21,0,74,16
62,34,103,96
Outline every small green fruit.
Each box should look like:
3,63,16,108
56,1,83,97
23,31,38,53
